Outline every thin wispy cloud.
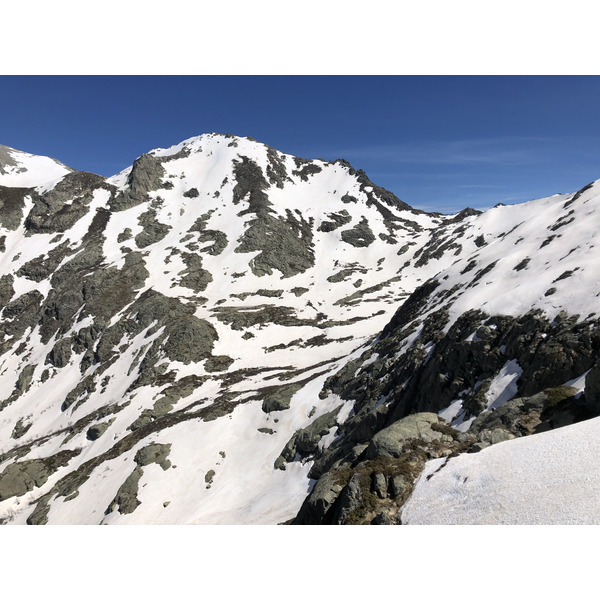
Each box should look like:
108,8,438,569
313,134,600,168
320,136,554,166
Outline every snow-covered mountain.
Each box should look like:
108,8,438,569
0,133,598,524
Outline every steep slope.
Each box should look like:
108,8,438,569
0,133,470,524
1,134,599,525
0,144,73,189
401,408,600,524
294,180,600,524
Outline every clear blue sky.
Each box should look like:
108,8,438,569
1,75,600,213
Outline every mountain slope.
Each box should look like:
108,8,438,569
0,133,468,524
0,144,73,189
294,179,600,524
0,133,599,525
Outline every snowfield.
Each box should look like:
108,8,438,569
402,414,600,525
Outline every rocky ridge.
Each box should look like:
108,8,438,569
0,134,599,524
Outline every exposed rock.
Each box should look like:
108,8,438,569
25,172,108,234
585,361,600,411
275,407,341,468
205,469,215,486
293,472,343,524
371,472,388,499
135,208,171,248
371,512,393,525
237,211,315,278
327,268,357,283
0,364,37,410
261,382,303,413
0,274,14,306
86,419,115,441
366,413,452,460
266,147,290,188
61,374,97,412
0,186,30,230
292,161,322,181
204,355,234,372
258,428,275,435
117,228,133,242
332,473,363,524
17,241,72,282
213,304,318,331
178,252,213,292
110,153,166,211
468,385,589,442
46,337,73,368
163,314,217,365
1,290,44,356
107,467,143,514
135,443,172,471
340,217,376,248
11,418,32,440
188,214,228,256
318,210,352,233
0,450,80,501
389,475,409,499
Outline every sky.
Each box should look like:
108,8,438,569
1,76,600,213
0,75,600,213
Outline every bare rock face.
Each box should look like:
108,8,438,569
0,186,30,230
584,362,600,411
0,450,80,501
293,413,473,525
232,156,315,278
24,171,108,234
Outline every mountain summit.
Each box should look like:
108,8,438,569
1,133,599,524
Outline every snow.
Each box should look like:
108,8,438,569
2,134,600,525
438,399,464,423
0,145,71,189
401,415,600,524
484,358,522,410
565,370,590,392
429,182,600,326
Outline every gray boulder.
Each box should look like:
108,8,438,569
371,472,388,499
292,472,344,524
371,512,392,525
366,413,452,459
332,473,363,525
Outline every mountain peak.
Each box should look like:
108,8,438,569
0,135,599,525
0,143,73,190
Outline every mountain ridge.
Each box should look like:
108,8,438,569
0,133,599,525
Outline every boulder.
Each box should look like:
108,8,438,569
292,472,344,524
86,419,114,441
332,473,363,524
366,413,452,459
135,443,172,471
371,472,388,499
371,512,392,525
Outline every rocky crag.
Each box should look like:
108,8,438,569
0,134,599,524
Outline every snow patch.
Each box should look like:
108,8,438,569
485,359,523,410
